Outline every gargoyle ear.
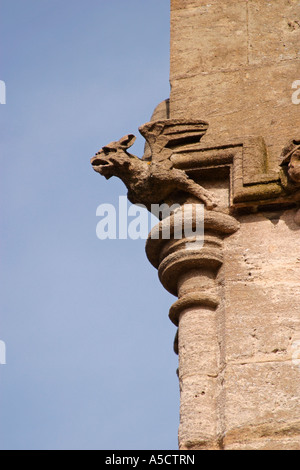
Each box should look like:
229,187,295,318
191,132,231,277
119,134,136,149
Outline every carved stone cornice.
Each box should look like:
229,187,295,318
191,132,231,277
92,118,300,213
138,122,300,211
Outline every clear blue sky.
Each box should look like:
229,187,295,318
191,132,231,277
0,0,180,450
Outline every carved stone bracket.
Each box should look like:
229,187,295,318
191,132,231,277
146,207,240,354
145,205,239,448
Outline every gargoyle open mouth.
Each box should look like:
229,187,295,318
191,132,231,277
90,157,111,167
90,153,115,179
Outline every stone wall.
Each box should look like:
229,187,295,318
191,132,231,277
169,0,300,450
170,0,300,169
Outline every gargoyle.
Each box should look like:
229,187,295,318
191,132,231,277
91,134,218,212
280,140,300,190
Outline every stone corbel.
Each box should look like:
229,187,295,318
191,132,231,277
145,207,240,355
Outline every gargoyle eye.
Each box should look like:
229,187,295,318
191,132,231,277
102,146,111,154
102,146,117,154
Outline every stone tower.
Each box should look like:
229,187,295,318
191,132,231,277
92,0,300,450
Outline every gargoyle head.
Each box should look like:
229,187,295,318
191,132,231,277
281,140,300,186
91,134,136,179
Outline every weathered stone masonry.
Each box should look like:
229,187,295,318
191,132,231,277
91,0,300,450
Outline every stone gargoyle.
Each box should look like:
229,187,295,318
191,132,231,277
90,134,218,212
280,140,300,225
281,140,300,188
